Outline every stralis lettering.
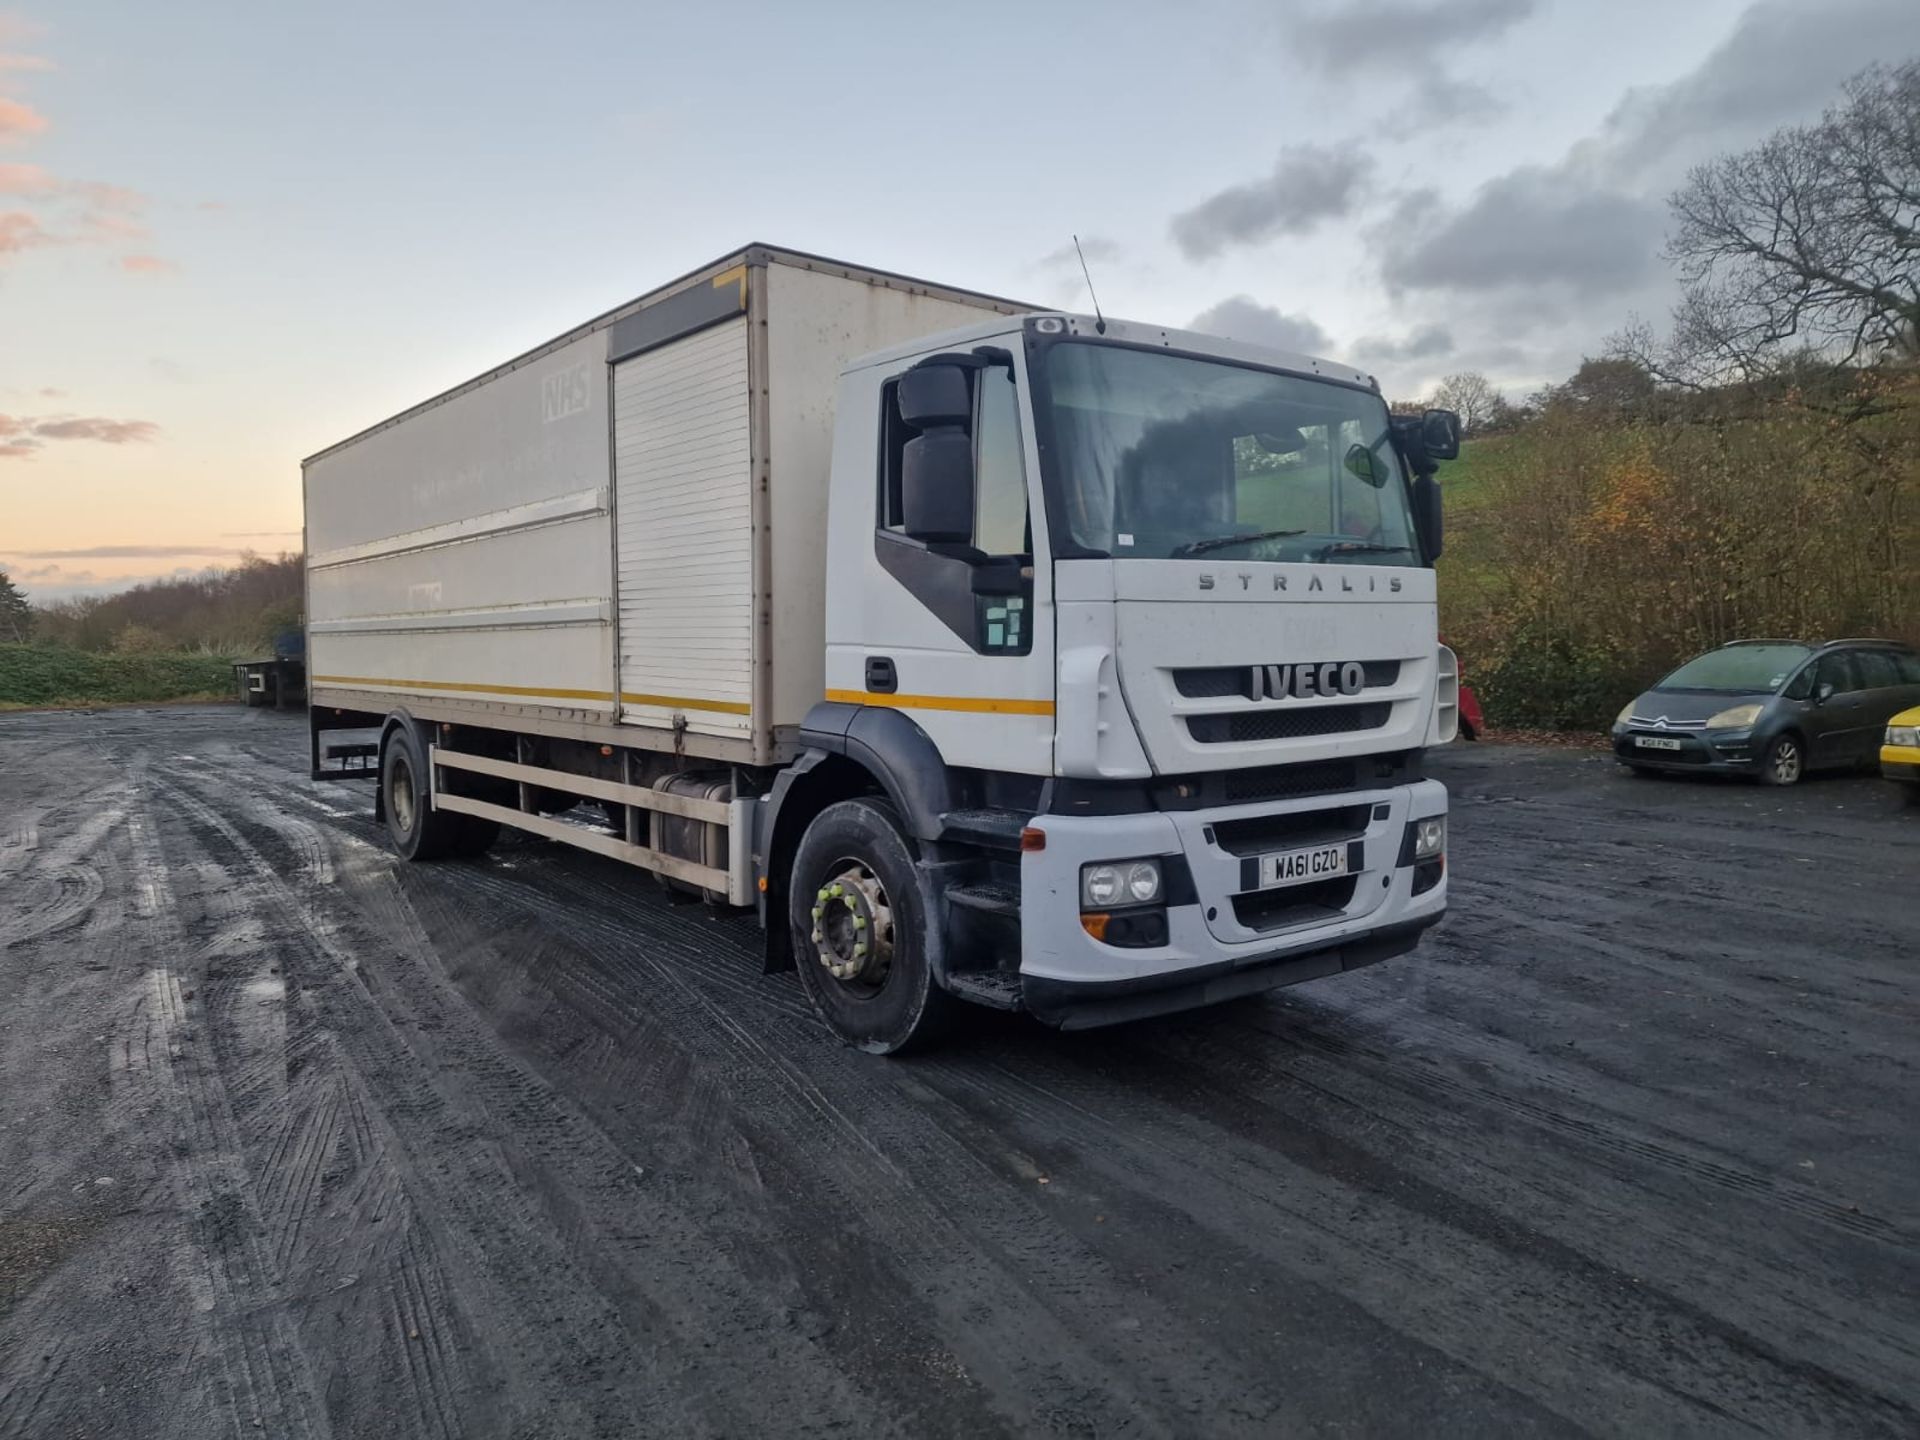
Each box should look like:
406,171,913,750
1198,572,1404,594
1250,661,1367,701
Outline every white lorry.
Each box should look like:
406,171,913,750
304,244,1460,1051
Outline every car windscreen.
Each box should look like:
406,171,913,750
1656,644,1811,693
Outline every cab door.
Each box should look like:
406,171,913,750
822,351,1054,778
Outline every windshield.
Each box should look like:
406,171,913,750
1657,644,1810,693
1040,342,1419,564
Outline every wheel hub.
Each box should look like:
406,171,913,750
810,863,893,984
391,761,417,833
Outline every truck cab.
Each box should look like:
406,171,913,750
766,312,1458,1048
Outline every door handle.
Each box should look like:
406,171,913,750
865,656,897,694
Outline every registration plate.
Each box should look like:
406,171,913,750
1634,736,1684,751
1257,842,1350,889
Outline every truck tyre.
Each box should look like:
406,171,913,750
381,726,471,861
788,798,955,1054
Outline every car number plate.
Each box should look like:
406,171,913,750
1634,736,1684,751
1257,843,1349,889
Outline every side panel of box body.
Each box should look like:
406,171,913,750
761,260,1030,733
612,316,755,740
305,327,616,716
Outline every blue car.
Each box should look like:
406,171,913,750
1612,639,1920,786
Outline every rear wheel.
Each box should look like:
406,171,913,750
787,799,955,1054
1760,733,1804,787
382,726,482,860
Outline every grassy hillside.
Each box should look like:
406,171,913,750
0,644,235,710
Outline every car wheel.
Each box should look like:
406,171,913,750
1759,733,1803,787
788,798,955,1055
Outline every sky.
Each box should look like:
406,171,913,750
2,0,1916,600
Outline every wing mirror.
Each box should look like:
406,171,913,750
1814,681,1835,704
897,364,976,544
1422,408,1461,460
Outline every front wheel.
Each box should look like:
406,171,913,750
787,799,955,1054
1759,734,1804,787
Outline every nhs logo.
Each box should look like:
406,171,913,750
542,361,592,424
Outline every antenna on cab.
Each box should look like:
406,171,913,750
1072,234,1107,335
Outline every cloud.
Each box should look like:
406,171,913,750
1589,0,1920,187
1370,0,1914,324
1351,324,1456,364
1033,236,1120,272
0,160,53,194
1397,73,1506,128
1288,0,1534,129
13,544,253,560
1293,0,1537,72
0,413,163,458
1379,170,1665,297
1189,296,1333,357
1171,142,1373,260
0,207,47,254
119,253,175,275
0,15,51,75
0,95,45,143
0,562,224,602
29,417,160,444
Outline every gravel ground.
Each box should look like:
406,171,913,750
1,705,1915,1439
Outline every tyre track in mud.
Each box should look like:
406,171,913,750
4,707,1918,1438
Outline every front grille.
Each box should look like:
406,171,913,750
1210,804,1373,857
1221,759,1359,804
1232,876,1356,932
1188,702,1392,745
1628,716,1707,731
1175,659,1401,700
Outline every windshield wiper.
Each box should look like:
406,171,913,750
1170,529,1307,557
1311,541,1413,560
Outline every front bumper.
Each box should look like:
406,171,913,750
1613,727,1760,773
1882,747,1920,784
1018,778,1448,1030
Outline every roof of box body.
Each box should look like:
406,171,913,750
301,244,1037,467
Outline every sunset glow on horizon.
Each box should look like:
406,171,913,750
4,0,1914,602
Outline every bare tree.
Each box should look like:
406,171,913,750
1431,371,1502,433
1666,61,1920,381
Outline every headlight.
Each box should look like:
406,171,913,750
1080,858,1162,909
1411,817,1445,861
1890,726,1920,747
1615,702,1635,728
1706,703,1763,730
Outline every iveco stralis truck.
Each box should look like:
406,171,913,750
304,245,1461,1052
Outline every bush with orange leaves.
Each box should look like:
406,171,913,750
1441,367,1918,730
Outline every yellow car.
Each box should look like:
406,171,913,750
1885,705,1920,805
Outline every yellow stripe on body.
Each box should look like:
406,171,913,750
620,691,752,716
825,688,1054,717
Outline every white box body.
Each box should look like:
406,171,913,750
304,247,1026,763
